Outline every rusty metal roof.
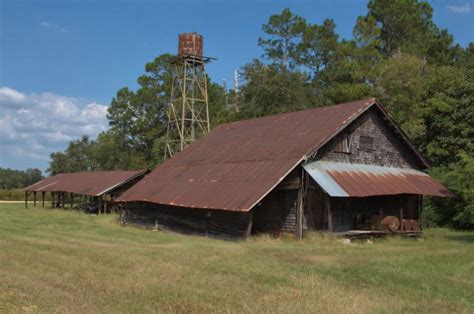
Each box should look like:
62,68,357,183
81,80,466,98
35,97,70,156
303,161,453,197
117,98,384,211
23,169,147,196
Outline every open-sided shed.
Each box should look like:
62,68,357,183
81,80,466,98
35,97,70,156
23,170,148,214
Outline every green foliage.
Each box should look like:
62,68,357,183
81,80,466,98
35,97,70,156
239,60,311,117
258,8,306,70
0,168,43,189
48,135,94,175
426,153,474,229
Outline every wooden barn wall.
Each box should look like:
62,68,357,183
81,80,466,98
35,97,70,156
122,202,252,238
110,175,146,199
252,167,301,235
317,107,420,169
304,183,328,231
329,195,419,232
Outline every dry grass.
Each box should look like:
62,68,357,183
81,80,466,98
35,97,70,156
0,204,473,313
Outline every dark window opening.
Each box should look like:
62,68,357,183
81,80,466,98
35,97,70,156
334,132,353,154
359,135,375,150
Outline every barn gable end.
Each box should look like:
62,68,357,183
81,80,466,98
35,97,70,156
316,106,422,169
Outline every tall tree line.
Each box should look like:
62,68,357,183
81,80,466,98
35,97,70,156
0,167,43,189
48,0,473,228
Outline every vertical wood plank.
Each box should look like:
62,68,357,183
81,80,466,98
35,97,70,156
25,191,28,208
33,192,37,207
41,192,45,208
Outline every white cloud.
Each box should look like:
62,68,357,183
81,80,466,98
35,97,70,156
447,3,471,14
0,87,27,106
0,87,108,171
39,21,68,33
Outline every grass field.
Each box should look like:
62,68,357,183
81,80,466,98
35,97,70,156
0,204,473,313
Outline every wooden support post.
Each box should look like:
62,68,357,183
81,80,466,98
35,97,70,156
245,211,254,238
33,192,37,207
327,195,333,232
98,197,102,215
70,193,73,209
419,195,423,231
41,192,45,208
51,192,55,208
399,206,404,232
103,195,106,215
25,191,28,208
110,194,114,213
296,189,303,239
295,169,305,240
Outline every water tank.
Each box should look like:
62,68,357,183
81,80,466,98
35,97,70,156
178,33,203,58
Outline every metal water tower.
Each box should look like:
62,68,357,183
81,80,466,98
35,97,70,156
164,33,213,159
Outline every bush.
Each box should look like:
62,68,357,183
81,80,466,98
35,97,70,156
425,152,474,229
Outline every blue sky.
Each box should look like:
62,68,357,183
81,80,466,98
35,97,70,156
1,0,473,172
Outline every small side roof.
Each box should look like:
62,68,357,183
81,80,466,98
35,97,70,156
23,169,148,196
303,161,453,198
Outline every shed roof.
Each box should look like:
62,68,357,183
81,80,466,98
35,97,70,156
303,161,454,198
23,169,147,196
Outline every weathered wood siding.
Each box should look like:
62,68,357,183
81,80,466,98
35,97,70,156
317,107,421,169
252,167,301,235
122,202,252,238
303,107,423,233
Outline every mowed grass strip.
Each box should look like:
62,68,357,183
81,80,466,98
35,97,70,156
0,204,473,313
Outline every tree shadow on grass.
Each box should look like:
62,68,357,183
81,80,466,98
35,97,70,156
445,234,474,243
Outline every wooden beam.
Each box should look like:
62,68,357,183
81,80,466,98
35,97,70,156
41,192,45,208
33,192,37,207
98,197,102,215
70,193,73,209
25,191,28,208
51,192,55,208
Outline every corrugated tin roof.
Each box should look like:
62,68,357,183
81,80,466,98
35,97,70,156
23,169,147,196
303,161,453,197
117,99,381,211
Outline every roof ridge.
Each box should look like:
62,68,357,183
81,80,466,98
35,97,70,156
217,98,376,128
